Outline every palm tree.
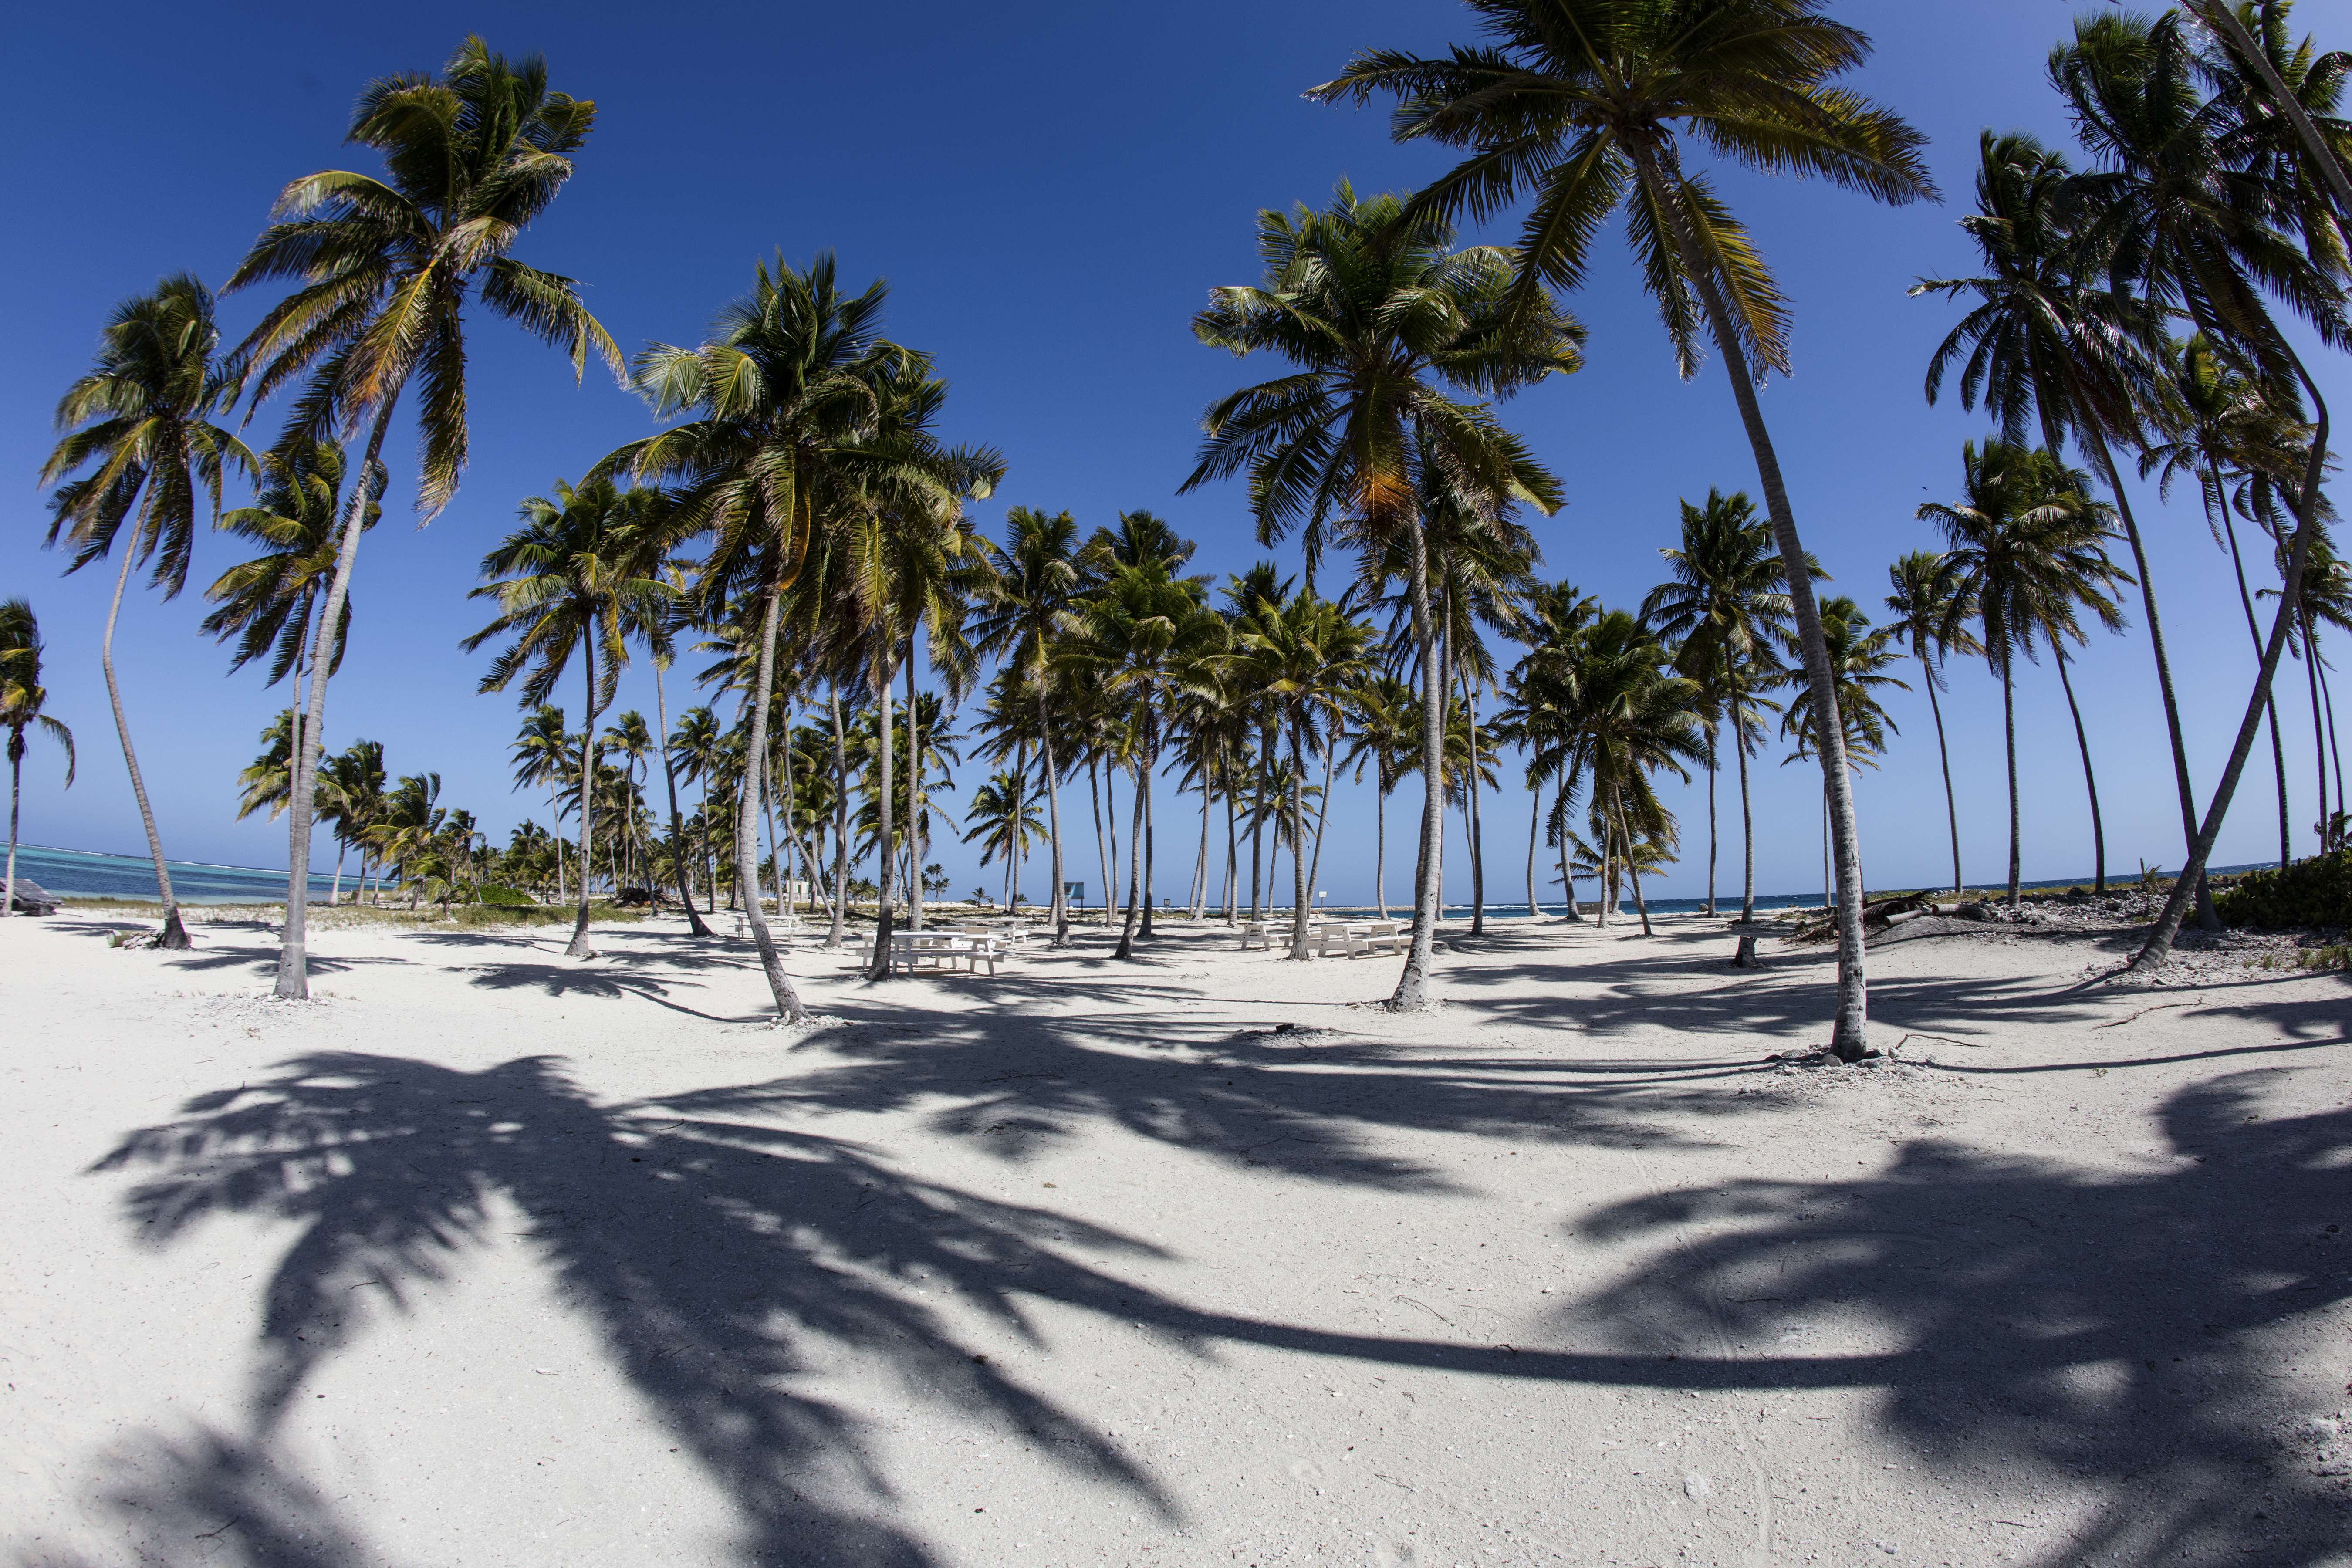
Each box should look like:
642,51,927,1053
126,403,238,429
600,254,956,1018
463,479,674,957
961,770,1047,910
1318,0,1936,1057
509,706,575,904
646,591,714,934
1882,552,1981,895
1923,441,2130,907
1069,557,1224,960
236,711,303,824
667,704,727,913
1639,490,1801,919
227,38,617,996
1180,182,1575,1007
0,600,74,918
40,274,254,949
602,710,654,889
1340,675,1419,921
203,439,381,703
1225,587,1378,958
1778,598,1906,907
972,507,1083,945
1497,581,1600,921
319,739,385,905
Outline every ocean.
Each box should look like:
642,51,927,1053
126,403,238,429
3,844,341,905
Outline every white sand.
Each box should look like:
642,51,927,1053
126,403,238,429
3,905,2349,1568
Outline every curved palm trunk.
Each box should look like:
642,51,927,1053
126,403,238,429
2090,433,2217,928
1113,759,1146,960
101,536,189,948
1389,512,1447,1011
733,585,805,1020
655,662,711,937
275,398,398,991
568,640,602,959
1920,669,1962,893
2053,647,2106,894
1628,140,1863,1054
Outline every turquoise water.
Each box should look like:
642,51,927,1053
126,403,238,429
3,844,339,904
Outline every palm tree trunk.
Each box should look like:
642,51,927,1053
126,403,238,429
1374,778,1389,922
1704,719,1720,917
2089,432,2218,928
2001,648,2021,907
1193,772,1212,919
1305,730,1338,919
1248,745,1266,924
1223,767,1239,923
1629,138,1864,1054
568,637,602,957
1288,713,1313,960
868,659,898,980
1460,665,1486,937
5,740,21,919
1114,759,1146,959
734,583,806,1021
1140,730,1159,939
2053,646,2106,894
1922,669,1962,893
1736,722,1757,921
2216,465,2295,867
99,530,189,948
275,396,397,990
655,660,711,936
827,686,849,948
1105,760,1122,919
2323,653,2344,831
1037,643,1069,946
1525,787,1540,921
1390,511,1447,1011
2307,622,2328,847
1624,794,1653,938
904,657,925,936
1090,758,1112,927
1557,787,1583,921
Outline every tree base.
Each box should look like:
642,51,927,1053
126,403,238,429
1730,935,1763,968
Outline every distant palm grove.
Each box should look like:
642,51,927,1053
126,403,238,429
12,3,2352,1059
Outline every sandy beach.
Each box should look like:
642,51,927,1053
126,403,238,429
3,905,2349,1568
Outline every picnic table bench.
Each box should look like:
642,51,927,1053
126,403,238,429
855,929,1011,975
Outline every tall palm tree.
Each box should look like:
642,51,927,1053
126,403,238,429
646,590,714,934
319,739,385,905
236,711,303,824
40,274,254,949
1639,489,1801,919
463,479,674,957
667,704,726,913
602,710,654,889
601,255,967,1017
1923,440,2130,907
1498,580,1600,921
972,507,1083,944
228,38,618,996
1882,552,1981,895
0,600,74,919
1180,181,1575,1008
1318,0,1936,1057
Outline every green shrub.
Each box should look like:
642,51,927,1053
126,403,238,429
2213,851,2352,930
476,884,534,907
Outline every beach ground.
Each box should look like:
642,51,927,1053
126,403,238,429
3,904,2348,1568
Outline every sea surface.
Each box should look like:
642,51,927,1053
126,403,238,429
3,845,340,905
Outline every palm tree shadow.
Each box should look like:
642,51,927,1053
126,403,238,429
84,1052,1182,1566
1561,1072,2352,1567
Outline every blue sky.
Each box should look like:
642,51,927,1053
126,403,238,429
5,0,2348,906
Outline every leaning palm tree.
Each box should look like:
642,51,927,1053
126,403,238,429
597,253,939,1021
1180,181,1575,1008
1639,490,1802,920
1882,552,1981,895
227,37,618,995
0,600,75,919
462,480,674,957
1923,441,2129,907
1778,597,1906,907
1316,0,1936,1056
40,275,254,949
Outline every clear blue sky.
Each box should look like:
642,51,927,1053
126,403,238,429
5,0,2348,905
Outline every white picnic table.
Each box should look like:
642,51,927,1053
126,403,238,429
859,928,1012,975
1240,918,1408,957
